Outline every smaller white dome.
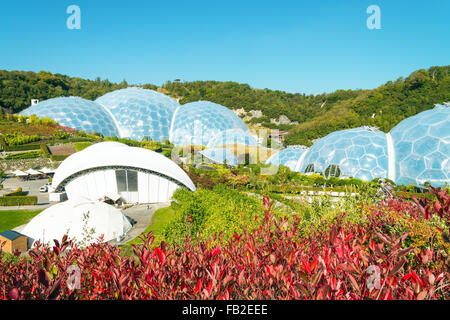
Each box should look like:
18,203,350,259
21,199,132,246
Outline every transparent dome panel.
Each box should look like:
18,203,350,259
266,146,308,171
170,101,250,147
390,104,450,187
207,129,257,148
96,87,179,142
20,97,120,137
200,148,238,166
300,127,389,181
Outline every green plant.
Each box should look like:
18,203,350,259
0,196,38,206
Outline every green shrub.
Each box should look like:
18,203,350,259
3,133,39,147
40,144,50,157
4,188,27,197
0,196,38,206
162,185,265,245
52,131,72,139
5,151,42,160
3,144,42,152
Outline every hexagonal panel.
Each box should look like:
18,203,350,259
20,97,120,137
169,101,250,146
265,146,309,171
300,127,389,180
390,104,450,187
96,87,179,142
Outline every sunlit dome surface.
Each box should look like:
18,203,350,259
300,127,389,181
200,148,238,166
169,101,250,146
21,198,132,246
20,97,120,137
96,87,179,142
266,146,309,171
207,129,257,148
390,104,450,187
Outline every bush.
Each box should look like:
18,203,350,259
0,192,448,300
0,196,38,206
5,151,42,160
3,133,39,147
162,186,264,246
3,188,27,197
40,144,50,157
49,155,69,161
3,144,42,152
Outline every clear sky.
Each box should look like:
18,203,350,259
0,0,448,94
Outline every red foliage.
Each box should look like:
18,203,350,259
0,192,449,300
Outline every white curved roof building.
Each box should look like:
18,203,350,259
52,142,195,204
21,198,132,246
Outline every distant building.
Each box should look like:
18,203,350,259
30,99,39,106
268,131,289,144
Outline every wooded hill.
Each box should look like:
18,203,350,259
0,65,448,146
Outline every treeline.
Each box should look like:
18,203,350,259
0,70,130,113
1,66,448,145
162,66,449,146
286,66,450,145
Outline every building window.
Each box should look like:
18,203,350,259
127,170,138,192
115,170,127,192
115,169,138,192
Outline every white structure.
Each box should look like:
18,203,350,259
51,142,196,204
21,198,132,246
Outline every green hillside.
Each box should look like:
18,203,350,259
1,66,449,146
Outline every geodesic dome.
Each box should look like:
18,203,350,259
20,97,120,137
390,104,450,187
200,148,238,166
169,101,250,147
266,146,309,171
96,87,179,142
207,129,257,148
300,127,389,181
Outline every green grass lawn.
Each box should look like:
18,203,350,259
73,141,93,152
126,206,175,246
0,210,42,233
119,207,175,256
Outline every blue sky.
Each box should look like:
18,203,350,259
0,0,448,94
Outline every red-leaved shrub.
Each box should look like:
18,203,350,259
1,190,449,300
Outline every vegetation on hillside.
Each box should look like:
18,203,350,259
1,66,448,146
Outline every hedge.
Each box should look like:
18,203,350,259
3,188,27,197
3,144,42,152
40,144,50,157
5,151,42,160
0,196,38,206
